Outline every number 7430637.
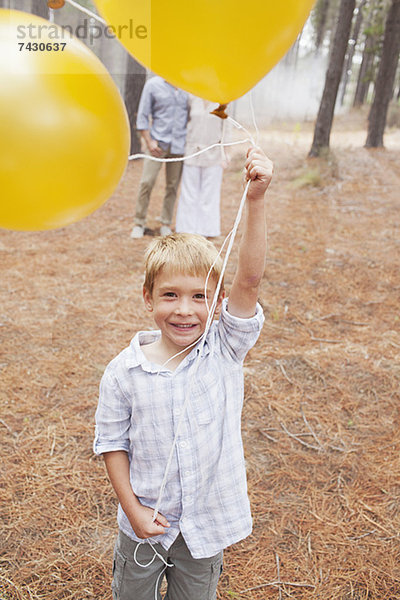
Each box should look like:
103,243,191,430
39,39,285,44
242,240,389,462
18,42,66,51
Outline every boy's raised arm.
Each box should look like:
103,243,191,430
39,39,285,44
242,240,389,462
227,147,273,319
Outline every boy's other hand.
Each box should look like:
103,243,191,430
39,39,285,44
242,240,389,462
244,147,273,201
130,504,170,539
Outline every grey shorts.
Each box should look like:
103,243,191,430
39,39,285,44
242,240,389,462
112,530,223,600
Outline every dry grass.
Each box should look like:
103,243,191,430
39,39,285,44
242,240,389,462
1,119,400,599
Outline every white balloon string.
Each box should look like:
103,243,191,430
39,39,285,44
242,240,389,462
134,540,173,569
134,540,173,600
64,0,107,24
249,90,260,146
128,139,252,163
204,230,233,313
220,119,228,164
227,116,256,147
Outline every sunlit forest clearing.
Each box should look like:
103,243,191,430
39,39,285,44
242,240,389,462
1,113,400,598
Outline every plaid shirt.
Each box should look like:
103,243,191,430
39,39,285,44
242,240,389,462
94,299,264,559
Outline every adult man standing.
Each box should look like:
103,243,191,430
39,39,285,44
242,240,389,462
131,76,189,238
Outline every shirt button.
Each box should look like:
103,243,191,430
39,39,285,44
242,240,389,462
186,495,193,504
179,440,188,448
175,409,181,417
184,470,191,477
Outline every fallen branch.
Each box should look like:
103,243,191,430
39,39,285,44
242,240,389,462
300,404,324,449
240,580,316,593
258,429,278,443
279,422,322,451
276,553,282,600
275,359,294,385
309,334,342,344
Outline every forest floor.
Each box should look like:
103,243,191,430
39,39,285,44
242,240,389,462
1,112,400,600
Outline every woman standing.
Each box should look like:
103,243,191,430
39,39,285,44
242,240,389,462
175,96,227,237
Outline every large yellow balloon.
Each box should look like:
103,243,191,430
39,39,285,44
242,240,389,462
94,0,315,103
0,9,130,231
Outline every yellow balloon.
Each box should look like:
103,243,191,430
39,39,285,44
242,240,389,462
0,9,130,231
94,0,315,103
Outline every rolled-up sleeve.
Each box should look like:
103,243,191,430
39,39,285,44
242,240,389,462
136,81,151,131
218,298,264,363
93,368,132,455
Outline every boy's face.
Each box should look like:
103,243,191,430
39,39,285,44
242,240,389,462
143,268,224,355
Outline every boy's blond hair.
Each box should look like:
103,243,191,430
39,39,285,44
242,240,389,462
144,233,224,296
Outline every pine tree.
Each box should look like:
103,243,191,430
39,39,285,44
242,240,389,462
314,0,331,51
309,0,356,156
31,0,49,18
124,55,146,155
353,0,389,106
340,0,367,105
365,0,400,146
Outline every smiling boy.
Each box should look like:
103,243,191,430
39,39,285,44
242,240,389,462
141,242,225,369
94,147,273,600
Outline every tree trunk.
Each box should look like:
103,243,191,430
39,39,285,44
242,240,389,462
315,0,331,52
365,0,400,147
283,31,302,69
31,0,49,18
353,0,391,107
353,33,376,106
124,54,146,155
397,65,400,99
309,0,356,157
340,0,367,105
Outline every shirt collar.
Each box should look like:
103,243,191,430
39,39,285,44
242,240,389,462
125,329,212,372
